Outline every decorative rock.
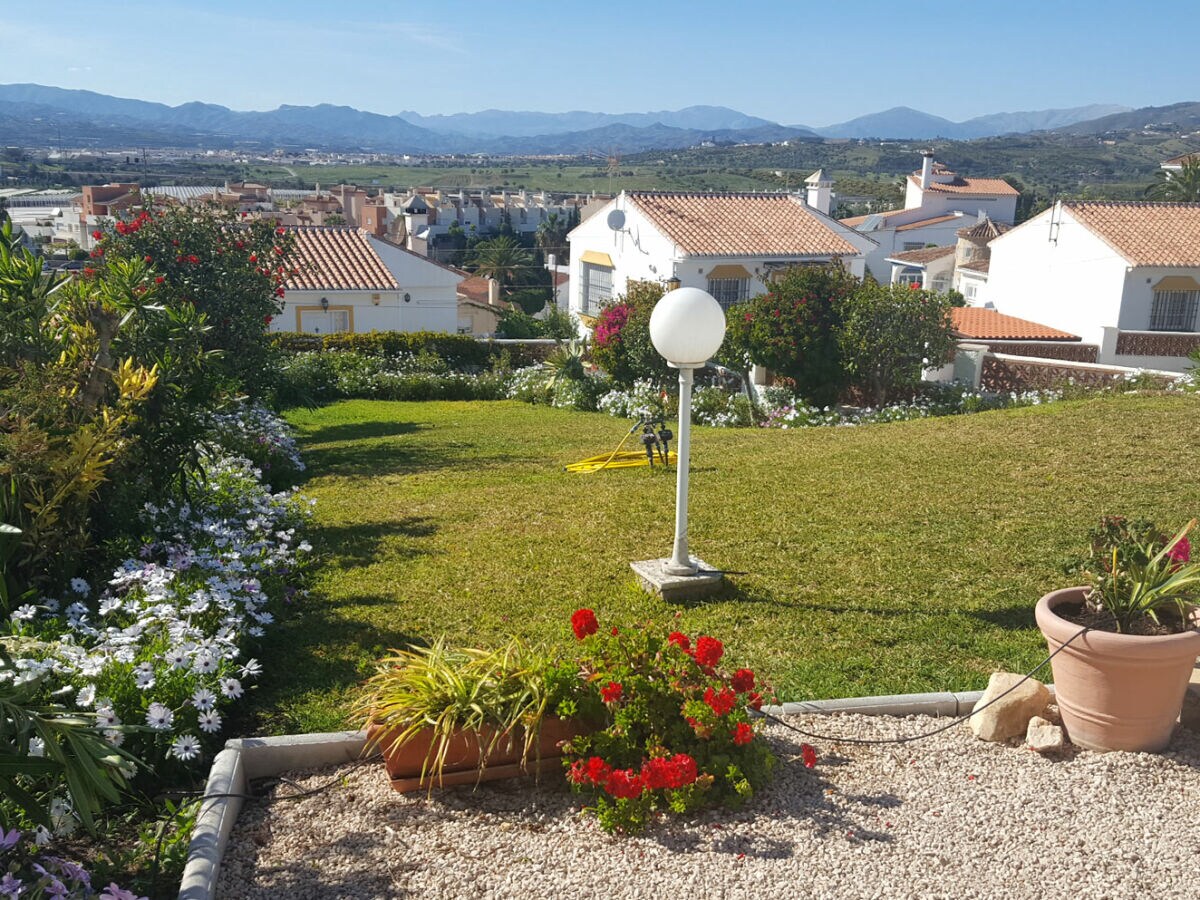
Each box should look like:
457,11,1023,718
969,672,1051,742
1026,716,1066,753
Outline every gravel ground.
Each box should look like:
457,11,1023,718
216,712,1200,900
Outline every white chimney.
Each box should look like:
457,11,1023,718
920,151,935,190
487,278,500,306
804,169,832,216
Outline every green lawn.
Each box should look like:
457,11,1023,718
247,395,1200,734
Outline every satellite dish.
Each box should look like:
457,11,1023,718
606,209,626,231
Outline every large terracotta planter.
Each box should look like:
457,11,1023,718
1035,586,1200,752
366,716,582,793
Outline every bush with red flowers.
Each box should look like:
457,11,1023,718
554,610,783,833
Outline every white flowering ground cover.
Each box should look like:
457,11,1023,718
2,402,312,873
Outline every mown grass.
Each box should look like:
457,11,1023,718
248,395,1200,734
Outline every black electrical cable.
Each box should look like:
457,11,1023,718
750,624,1090,746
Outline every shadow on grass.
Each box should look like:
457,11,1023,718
969,604,1038,631
302,440,526,478
301,418,425,445
235,591,426,736
663,579,801,610
313,518,438,571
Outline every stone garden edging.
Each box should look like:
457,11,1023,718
180,684,1082,900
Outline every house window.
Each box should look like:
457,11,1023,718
897,267,923,287
902,241,924,251
963,281,979,301
581,262,613,315
707,277,748,310
930,275,950,293
1149,290,1200,332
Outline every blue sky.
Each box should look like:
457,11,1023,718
2,0,1194,126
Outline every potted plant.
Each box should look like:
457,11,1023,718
1036,517,1200,752
555,608,804,833
356,637,580,793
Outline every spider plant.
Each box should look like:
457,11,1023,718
1083,517,1200,633
356,637,555,785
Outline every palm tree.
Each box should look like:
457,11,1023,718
1146,157,1200,202
535,212,568,262
469,236,532,293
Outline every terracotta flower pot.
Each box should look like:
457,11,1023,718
1035,586,1200,752
366,716,582,793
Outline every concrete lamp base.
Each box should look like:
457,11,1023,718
631,557,724,602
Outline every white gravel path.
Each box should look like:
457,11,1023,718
215,713,1200,900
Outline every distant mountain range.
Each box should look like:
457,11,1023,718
0,83,1185,156
797,104,1131,140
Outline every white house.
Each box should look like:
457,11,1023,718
985,201,1200,370
566,187,876,323
842,152,1019,280
272,226,464,335
886,216,1010,301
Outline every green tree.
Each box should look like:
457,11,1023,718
837,282,956,407
722,265,858,407
1146,157,1200,202
535,212,569,263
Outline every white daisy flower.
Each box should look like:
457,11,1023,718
146,703,174,730
170,734,201,761
134,664,156,690
33,825,51,847
240,658,262,678
104,729,125,747
191,653,218,675
70,578,90,596
95,705,120,727
11,604,38,622
165,648,190,669
191,688,217,711
98,597,123,616
29,737,45,757
75,685,95,708
219,678,243,699
298,541,312,553
198,709,222,734
42,597,60,613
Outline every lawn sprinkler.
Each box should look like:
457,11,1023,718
564,414,677,474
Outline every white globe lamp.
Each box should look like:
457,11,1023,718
649,287,727,575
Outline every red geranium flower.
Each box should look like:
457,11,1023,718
600,681,623,704
733,722,754,745
187,254,200,264
704,686,736,716
585,756,612,784
747,691,764,710
693,636,724,667
143,255,152,263
801,744,818,768
570,608,598,640
604,768,645,800
667,631,691,653
731,668,755,693
263,315,273,325
92,230,102,240
154,276,165,284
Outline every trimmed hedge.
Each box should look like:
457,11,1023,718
271,330,556,369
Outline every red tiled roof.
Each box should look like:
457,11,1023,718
895,213,963,232
886,245,956,266
284,227,397,291
956,218,1011,240
627,192,862,257
908,175,1019,196
958,258,991,274
1063,201,1200,267
457,276,491,303
951,308,1078,341
839,208,908,227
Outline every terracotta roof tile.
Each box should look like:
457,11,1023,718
907,175,1020,196
956,218,1011,240
887,245,956,266
958,258,991,274
1163,151,1200,166
457,276,491,303
838,208,908,227
627,192,861,257
895,213,963,232
951,307,1078,341
284,227,398,291
1063,201,1200,267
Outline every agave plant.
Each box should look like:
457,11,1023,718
543,338,589,387
356,637,555,785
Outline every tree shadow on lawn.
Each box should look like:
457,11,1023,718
299,418,426,445
313,517,438,571
301,440,526,478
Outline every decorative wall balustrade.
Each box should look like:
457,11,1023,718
980,356,1174,393
978,341,1098,363
1115,331,1200,359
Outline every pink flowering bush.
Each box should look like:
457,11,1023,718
554,610,809,833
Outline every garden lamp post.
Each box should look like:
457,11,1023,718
649,287,727,576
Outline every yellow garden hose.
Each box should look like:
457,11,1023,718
565,424,677,473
